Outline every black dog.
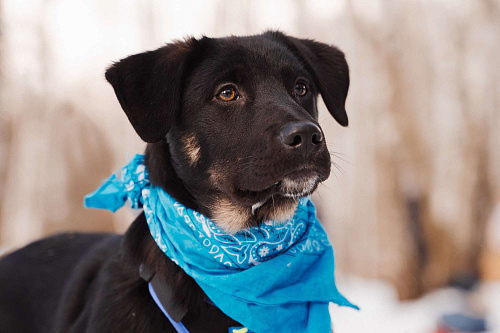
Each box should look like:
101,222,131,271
0,31,349,333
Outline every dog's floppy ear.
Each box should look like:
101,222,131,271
269,32,349,126
105,39,197,142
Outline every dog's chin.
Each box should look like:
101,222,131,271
279,169,321,199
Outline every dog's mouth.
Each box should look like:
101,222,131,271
234,167,321,205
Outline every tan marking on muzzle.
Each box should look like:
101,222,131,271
211,198,251,234
207,167,223,189
183,133,201,165
265,199,298,222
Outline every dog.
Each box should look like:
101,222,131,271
0,31,349,332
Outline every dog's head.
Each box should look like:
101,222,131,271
106,31,349,233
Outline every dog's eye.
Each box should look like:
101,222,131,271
295,82,308,97
217,87,238,101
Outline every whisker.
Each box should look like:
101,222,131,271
327,150,350,158
330,153,354,167
319,180,337,194
325,143,344,149
331,160,345,175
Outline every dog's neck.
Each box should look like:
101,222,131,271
145,140,201,212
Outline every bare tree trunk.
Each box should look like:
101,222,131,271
0,0,7,249
0,0,116,248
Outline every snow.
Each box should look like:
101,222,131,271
330,276,500,333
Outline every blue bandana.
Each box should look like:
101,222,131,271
84,154,357,333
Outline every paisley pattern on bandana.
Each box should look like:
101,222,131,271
121,158,149,209
145,192,328,269
84,154,358,333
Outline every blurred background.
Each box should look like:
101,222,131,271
0,0,499,332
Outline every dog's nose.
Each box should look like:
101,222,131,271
279,121,323,157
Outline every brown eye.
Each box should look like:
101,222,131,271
295,82,307,97
217,87,238,101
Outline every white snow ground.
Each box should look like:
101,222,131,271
330,276,500,333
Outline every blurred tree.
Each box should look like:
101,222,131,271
0,0,6,250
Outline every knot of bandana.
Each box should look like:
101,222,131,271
84,154,357,333
83,155,149,212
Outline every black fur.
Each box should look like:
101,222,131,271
0,31,349,332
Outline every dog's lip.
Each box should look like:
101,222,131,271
237,167,317,192
234,167,319,204
281,167,317,181
233,181,282,204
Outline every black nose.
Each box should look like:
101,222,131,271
279,121,323,157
